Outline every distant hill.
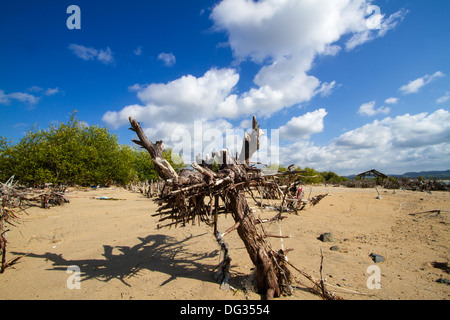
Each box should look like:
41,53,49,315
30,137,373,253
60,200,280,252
346,170,450,180
393,170,450,179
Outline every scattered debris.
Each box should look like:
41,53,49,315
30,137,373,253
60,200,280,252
1,176,68,274
93,196,126,201
342,177,450,192
309,194,329,207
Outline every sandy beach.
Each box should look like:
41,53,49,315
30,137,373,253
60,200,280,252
1,185,449,300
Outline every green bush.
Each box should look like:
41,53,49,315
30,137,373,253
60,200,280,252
320,171,349,183
0,112,184,186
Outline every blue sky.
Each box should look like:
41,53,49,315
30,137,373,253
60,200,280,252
1,0,449,175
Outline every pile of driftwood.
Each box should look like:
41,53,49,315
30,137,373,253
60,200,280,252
127,180,166,198
129,116,339,300
342,178,450,192
0,176,69,273
246,173,328,215
1,177,69,209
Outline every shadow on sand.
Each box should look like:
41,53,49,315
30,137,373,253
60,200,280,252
12,233,250,290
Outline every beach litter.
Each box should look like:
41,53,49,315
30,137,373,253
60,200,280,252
93,196,126,201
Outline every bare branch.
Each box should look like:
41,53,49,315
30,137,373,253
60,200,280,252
129,116,178,181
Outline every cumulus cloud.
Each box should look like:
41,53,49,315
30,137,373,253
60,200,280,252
68,44,115,65
102,68,240,130
388,109,450,148
157,52,176,66
279,109,327,140
341,109,450,149
358,101,390,116
208,0,405,116
102,0,410,172
104,0,406,129
282,109,450,174
399,71,445,95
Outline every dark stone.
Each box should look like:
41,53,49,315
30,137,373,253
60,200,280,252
369,253,385,263
318,233,336,242
330,246,339,251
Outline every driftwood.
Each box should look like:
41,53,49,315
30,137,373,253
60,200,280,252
129,116,338,300
342,178,450,192
127,180,166,198
0,177,69,273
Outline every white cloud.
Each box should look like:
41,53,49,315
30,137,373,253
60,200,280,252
358,101,390,116
279,109,327,140
68,44,115,65
343,109,450,149
105,0,406,129
281,109,450,175
134,46,142,56
44,87,59,96
0,90,9,104
209,0,406,116
157,52,176,66
335,120,392,149
212,0,405,61
102,0,412,173
399,71,445,95
0,89,40,105
385,97,399,104
388,109,450,148
102,68,240,129
28,86,43,93
97,47,115,65
0,87,60,106
345,7,407,51
437,92,450,104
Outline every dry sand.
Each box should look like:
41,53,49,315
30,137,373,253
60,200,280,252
1,185,449,300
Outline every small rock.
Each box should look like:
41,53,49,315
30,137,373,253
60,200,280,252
330,245,339,251
369,253,385,263
436,278,450,286
318,233,336,242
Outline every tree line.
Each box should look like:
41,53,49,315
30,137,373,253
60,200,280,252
266,164,349,184
0,112,184,186
0,112,348,186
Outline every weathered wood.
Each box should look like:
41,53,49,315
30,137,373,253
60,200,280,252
129,117,179,181
238,116,263,165
129,115,291,299
1,178,67,273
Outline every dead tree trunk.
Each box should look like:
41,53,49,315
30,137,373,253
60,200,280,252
129,116,285,299
228,189,281,298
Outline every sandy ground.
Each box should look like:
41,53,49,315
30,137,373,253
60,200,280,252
0,185,449,300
